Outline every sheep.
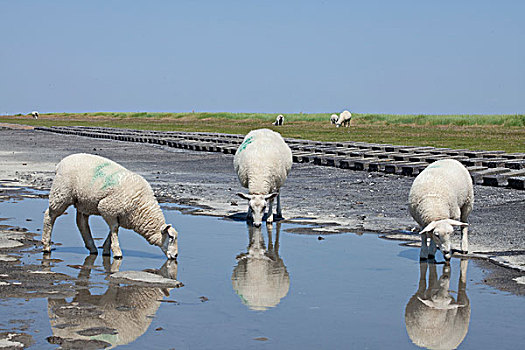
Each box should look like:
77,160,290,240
234,128,293,226
232,223,289,311
31,111,39,119
273,114,284,126
405,260,470,349
408,159,473,260
335,110,352,128
42,153,178,259
330,114,339,125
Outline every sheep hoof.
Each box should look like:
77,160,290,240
89,250,99,255
113,255,123,259
102,251,111,256
419,257,428,262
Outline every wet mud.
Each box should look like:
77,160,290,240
0,127,524,348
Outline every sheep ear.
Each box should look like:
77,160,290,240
162,288,170,297
162,224,172,234
264,193,278,201
420,221,438,234
444,219,469,227
237,192,252,200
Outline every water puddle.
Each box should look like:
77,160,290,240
0,194,524,349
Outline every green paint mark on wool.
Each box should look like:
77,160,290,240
238,136,254,153
92,162,122,190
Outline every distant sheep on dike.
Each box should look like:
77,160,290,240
273,114,284,126
408,159,473,260
234,128,293,227
42,153,179,259
31,111,39,119
336,110,352,127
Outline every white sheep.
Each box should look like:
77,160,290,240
42,153,178,259
330,114,339,125
234,128,292,226
273,114,284,126
31,111,39,119
408,159,473,260
336,110,352,128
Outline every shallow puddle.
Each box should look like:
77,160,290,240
0,194,524,349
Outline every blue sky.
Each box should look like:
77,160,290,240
1,0,523,115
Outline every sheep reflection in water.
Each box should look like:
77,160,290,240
232,222,290,311
405,260,470,350
46,255,179,349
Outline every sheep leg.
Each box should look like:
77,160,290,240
428,238,437,260
420,232,429,260
247,206,254,224
276,193,282,219
102,234,111,256
109,221,122,259
266,197,274,223
460,212,469,254
460,226,469,254
102,217,122,259
76,211,98,255
42,205,68,253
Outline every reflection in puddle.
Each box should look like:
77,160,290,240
405,260,470,349
232,222,290,311
46,255,178,348
1,194,524,349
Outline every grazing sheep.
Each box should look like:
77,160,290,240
273,114,284,126
330,114,339,125
42,153,178,259
409,159,473,260
336,110,352,128
234,128,292,226
31,111,39,119
232,223,289,311
405,260,470,349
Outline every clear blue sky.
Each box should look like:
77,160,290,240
1,0,523,115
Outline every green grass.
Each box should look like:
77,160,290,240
1,112,524,153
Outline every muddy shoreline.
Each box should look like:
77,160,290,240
1,126,524,347
1,127,524,270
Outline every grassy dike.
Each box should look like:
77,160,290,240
1,112,524,153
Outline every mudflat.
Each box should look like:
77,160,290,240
1,127,524,273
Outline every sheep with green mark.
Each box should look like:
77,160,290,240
42,153,178,259
234,129,293,227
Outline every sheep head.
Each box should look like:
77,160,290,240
420,219,468,260
160,224,178,260
237,192,278,227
